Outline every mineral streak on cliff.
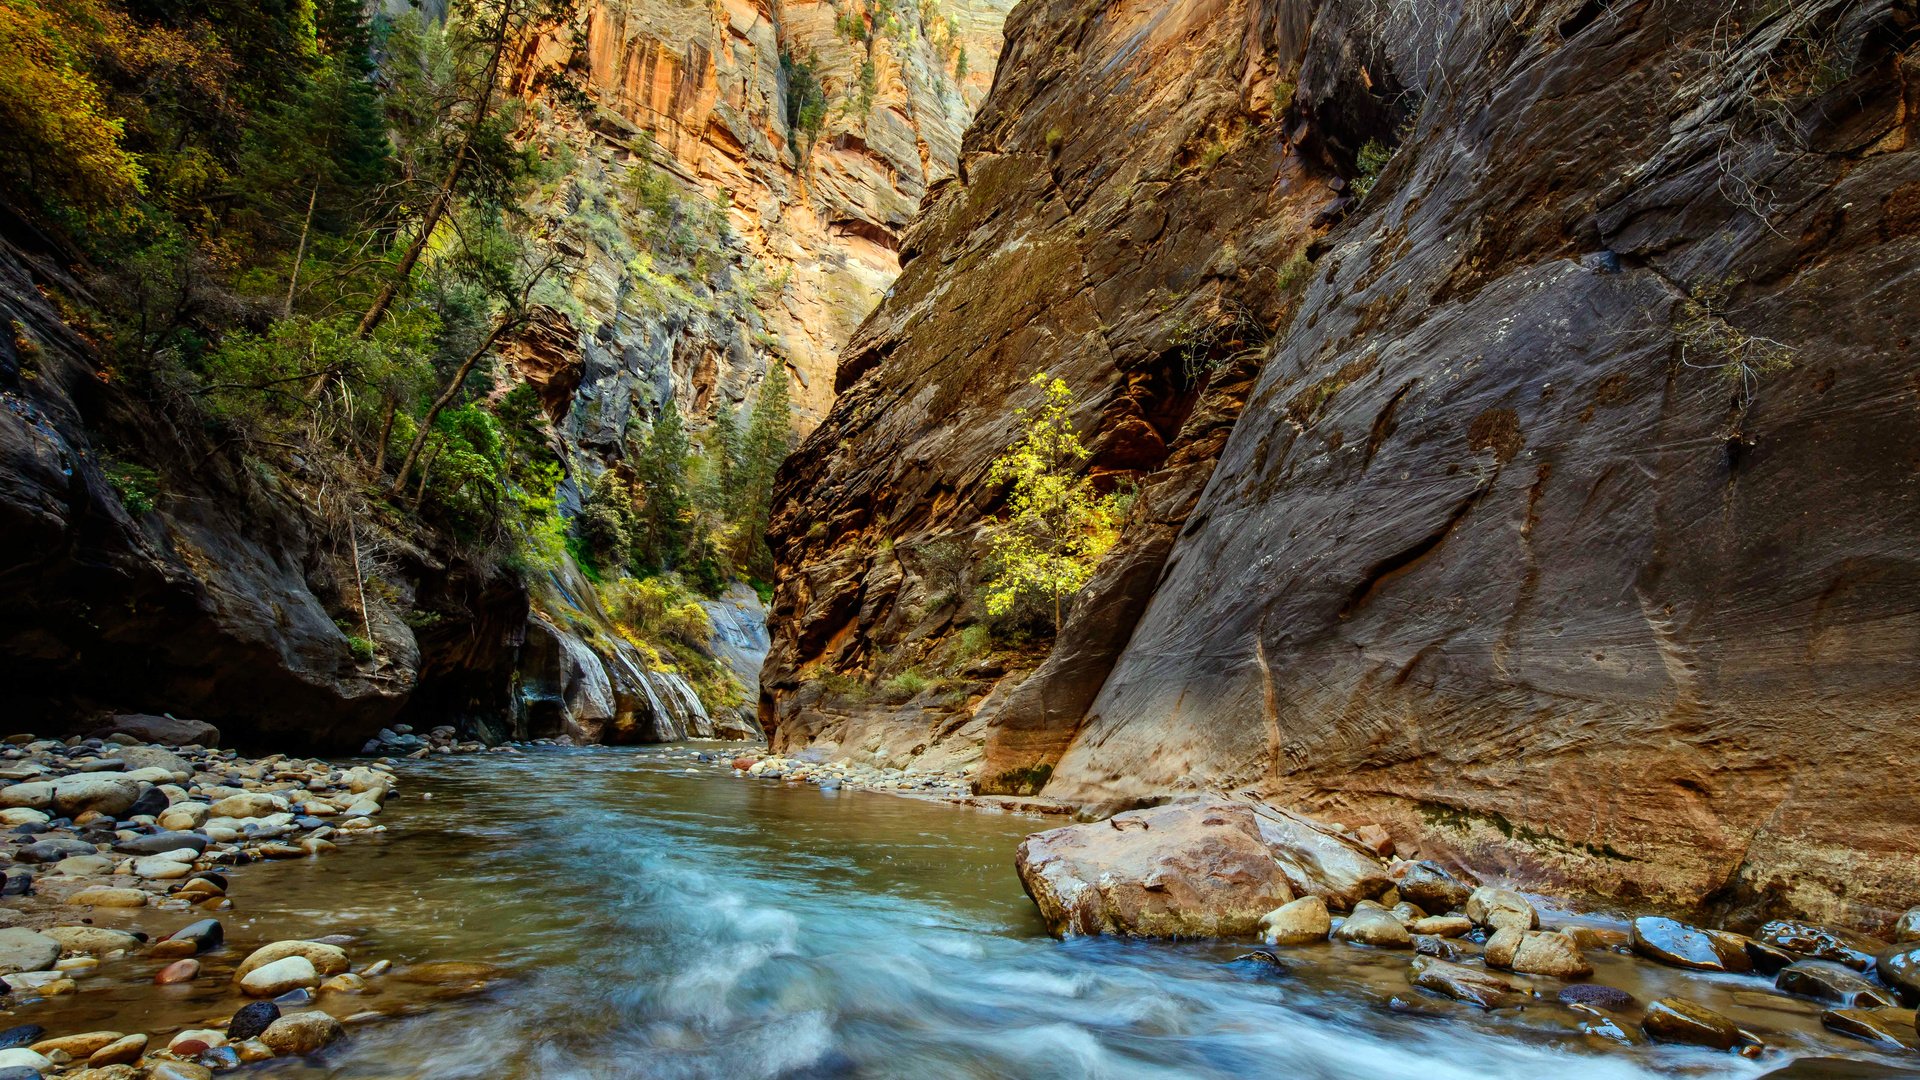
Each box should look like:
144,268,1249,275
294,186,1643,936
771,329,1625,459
766,0,1920,932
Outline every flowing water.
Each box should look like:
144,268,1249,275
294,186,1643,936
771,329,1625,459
13,747,1913,1078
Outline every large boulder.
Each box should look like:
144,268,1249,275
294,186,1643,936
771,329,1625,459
50,774,142,817
91,714,220,747
1631,916,1751,973
1247,806,1391,909
1014,800,1294,937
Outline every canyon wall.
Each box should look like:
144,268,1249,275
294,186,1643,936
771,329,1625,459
767,0,1920,932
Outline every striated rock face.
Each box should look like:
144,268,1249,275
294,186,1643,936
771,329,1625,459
762,0,1342,772
770,0,1920,931
1061,0,1920,932
512,0,1014,431
0,234,526,749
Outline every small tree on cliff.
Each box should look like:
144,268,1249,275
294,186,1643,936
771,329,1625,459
982,372,1124,632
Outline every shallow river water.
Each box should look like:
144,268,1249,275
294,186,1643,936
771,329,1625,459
17,747,1916,1078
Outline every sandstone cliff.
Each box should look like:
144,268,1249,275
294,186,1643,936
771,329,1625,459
767,0,1920,933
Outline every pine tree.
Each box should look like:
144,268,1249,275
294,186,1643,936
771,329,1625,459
735,364,793,577
635,400,693,571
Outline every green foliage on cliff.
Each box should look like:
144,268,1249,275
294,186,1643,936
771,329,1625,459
981,373,1125,632
2,0,586,599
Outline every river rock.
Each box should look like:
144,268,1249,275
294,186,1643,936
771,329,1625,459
320,972,366,993
1820,1007,1918,1049
0,1049,52,1074
0,929,58,974
240,955,319,997
50,776,141,818
43,926,140,956
1413,934,1466,960
1014,801,1295,937
66,886,148,907
226,1002,279,1041
16,838,96,863
88,1033,146,1066
0,782,55,811
113,831,209,856
133,855,194,879
1560,983,1635,1010
1408,915,1473,937
1333,906,1412,949
1485,926,1524,969
1630,916,1750,972
1390,861,1476,913
1778,960,1898,1008
1408,955,1529,1008
207,793,283,820
91,714,219,747
1510,930,1592,978
1248,807,1390,909
110,746,191,777
0,1026,42,1050
0,809,48,827
155,958,200,984
167,1029,226,1055
1893,909,1920,945
157,803,209,832
51,854,113,876
149,1062,214,1080
260,1012,343,1055
165,919,223,955
1464,887,1537,931
235,941,348,982
32,1030,123,1057
393,961,505,984
1873,942,1920,1003
1757,920,1883,972
1643,997,1748,1051
1259,896,1330,945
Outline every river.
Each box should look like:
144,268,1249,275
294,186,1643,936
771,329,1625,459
21,746,1911,1078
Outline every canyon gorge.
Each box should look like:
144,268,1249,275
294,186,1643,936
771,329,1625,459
0,0,1918,1075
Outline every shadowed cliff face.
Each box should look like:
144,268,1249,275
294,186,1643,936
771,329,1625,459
768,0,1920,931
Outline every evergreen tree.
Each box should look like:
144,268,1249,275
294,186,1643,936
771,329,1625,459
635,400,693,571
735,365,793,577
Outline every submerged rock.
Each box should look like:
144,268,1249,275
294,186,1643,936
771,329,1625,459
1777,960,1898,1008
1014,801,1294,938
1408,956,1529,1009
1642,997,1750,1051
1559,984,1635,1010
1819,1007,1919,1050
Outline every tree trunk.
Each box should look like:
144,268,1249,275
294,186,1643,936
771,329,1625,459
285,176,320,318
372,392,397,474
384,316,517,497
355,14,511,340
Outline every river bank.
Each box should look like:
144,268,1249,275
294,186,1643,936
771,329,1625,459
0,741,1915,1078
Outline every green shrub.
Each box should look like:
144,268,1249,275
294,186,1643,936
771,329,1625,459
346,635,375,661
104,460,159,515
1353,139,1393,199
883,668,935,700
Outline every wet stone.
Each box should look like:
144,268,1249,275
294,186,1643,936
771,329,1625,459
1777,959,1898,1008
0,1026,42,1050
165,918,223,955
1333,906,1412,949
1390,861,1476,914
1642,997,1750,1052
226,1001,280,1041
1630,916,1749,972
1819,1007,1918,1049
1756,920,1883,972
112,830,209,856
1873,942,1920,1003
1559,983,1635,1010
1408,955,1530,1009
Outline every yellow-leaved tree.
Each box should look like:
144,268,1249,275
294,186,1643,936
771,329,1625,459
982,372,1126,632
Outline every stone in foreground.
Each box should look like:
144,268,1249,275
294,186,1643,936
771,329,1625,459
1259,896,1330,945
1408,956,1529,1009
1642,997,1750,1051
1014,801,1294,937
